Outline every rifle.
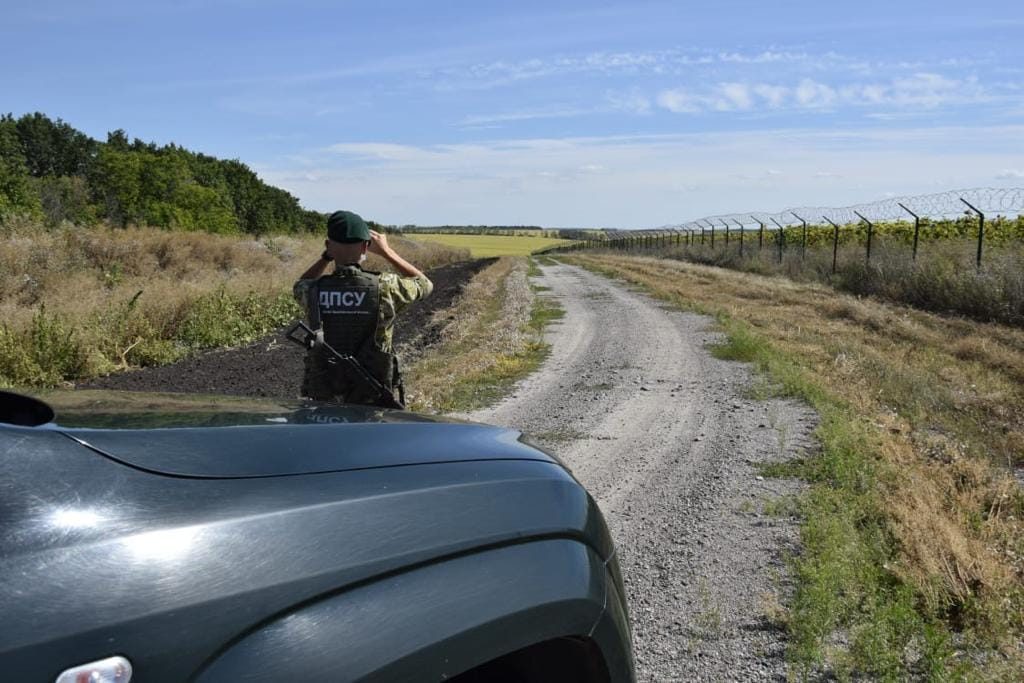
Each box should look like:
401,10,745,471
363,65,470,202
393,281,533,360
285,321,405,410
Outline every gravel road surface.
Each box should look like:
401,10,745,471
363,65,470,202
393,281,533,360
464,262,818,682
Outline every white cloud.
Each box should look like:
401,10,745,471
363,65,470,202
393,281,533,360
656,89,701,113
996,169,1024,179
458,107,592,126
264,125,1024,227
606,90,652,115
430,48,875,91
753,84,788,108
717,83,754,111
717,50,805,64
795,79,838,107
326,143,435,162
656,72,1002,115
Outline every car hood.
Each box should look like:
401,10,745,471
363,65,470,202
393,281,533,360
31,390,556,479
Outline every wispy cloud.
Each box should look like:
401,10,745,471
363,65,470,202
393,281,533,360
657,73,997,114
606,89,652,115
457,106,594,127
428,48,862,91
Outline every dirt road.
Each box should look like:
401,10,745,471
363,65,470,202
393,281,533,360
464,262,817,681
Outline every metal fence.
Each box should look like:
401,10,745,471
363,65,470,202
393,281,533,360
543,187,1024,270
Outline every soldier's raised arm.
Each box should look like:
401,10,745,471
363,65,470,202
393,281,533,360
368,230,425,279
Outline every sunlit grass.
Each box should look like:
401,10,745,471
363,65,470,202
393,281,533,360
405,233,575,258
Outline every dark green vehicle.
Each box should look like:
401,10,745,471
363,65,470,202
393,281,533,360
0,390,634,682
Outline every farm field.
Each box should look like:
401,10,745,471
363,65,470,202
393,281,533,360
404,232,574,258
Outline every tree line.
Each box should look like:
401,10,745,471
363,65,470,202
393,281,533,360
0,112,325,234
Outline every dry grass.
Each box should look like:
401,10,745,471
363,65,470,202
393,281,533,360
406,257,557,413
568,253,1024,677
0,219,468,386
625,237,1024,326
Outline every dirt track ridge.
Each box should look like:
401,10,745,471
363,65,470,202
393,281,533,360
463,262,817,681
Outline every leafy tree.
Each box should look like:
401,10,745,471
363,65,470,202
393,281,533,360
14,112,97,177
89,146,142,226
3,112,326,233
0,115,41,219
34,175,95,226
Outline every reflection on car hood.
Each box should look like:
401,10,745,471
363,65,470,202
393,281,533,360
31,390,557,479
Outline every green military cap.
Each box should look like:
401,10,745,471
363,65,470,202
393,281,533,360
327,210,371,243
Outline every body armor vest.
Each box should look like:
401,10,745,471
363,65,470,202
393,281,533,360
304,266,402,406
310,266,381,357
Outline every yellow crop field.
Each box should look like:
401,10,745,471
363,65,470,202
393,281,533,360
405,233,575,258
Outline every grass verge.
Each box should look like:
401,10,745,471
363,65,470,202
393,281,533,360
611,238,1024,327
406,257,563,413
566,253,1024,680
0,220,468,388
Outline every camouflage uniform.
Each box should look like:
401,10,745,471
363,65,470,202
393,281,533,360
293,267,432,405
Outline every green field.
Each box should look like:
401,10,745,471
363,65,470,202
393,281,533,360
405,233,575,258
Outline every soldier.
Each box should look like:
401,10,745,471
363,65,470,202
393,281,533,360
293,210,432,407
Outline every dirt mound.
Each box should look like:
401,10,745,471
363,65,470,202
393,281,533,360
81,259,493,399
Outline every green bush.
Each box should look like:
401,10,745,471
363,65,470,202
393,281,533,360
177,289,300,349
0,307,89,386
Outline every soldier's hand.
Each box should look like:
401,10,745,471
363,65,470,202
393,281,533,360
368,230,390,255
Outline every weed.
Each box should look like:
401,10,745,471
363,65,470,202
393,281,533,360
694,579,723,637
526,258,543,278
763,495,800,518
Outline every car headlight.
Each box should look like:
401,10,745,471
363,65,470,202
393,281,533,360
55,656,132,683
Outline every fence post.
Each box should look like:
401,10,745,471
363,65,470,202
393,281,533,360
823,217,840,274
707,220,716,248
770,217,785,263
897,202,921,261
792,212,808,260
959,198,985,270
721,219,730,246
854,211,873,264
701,225,706,245
733,219,745,257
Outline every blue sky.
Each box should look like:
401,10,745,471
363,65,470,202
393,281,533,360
3,0,1023,227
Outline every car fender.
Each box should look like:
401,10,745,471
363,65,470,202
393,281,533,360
192,538,619,682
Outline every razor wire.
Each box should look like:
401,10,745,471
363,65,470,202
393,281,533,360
660,187,1024,231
